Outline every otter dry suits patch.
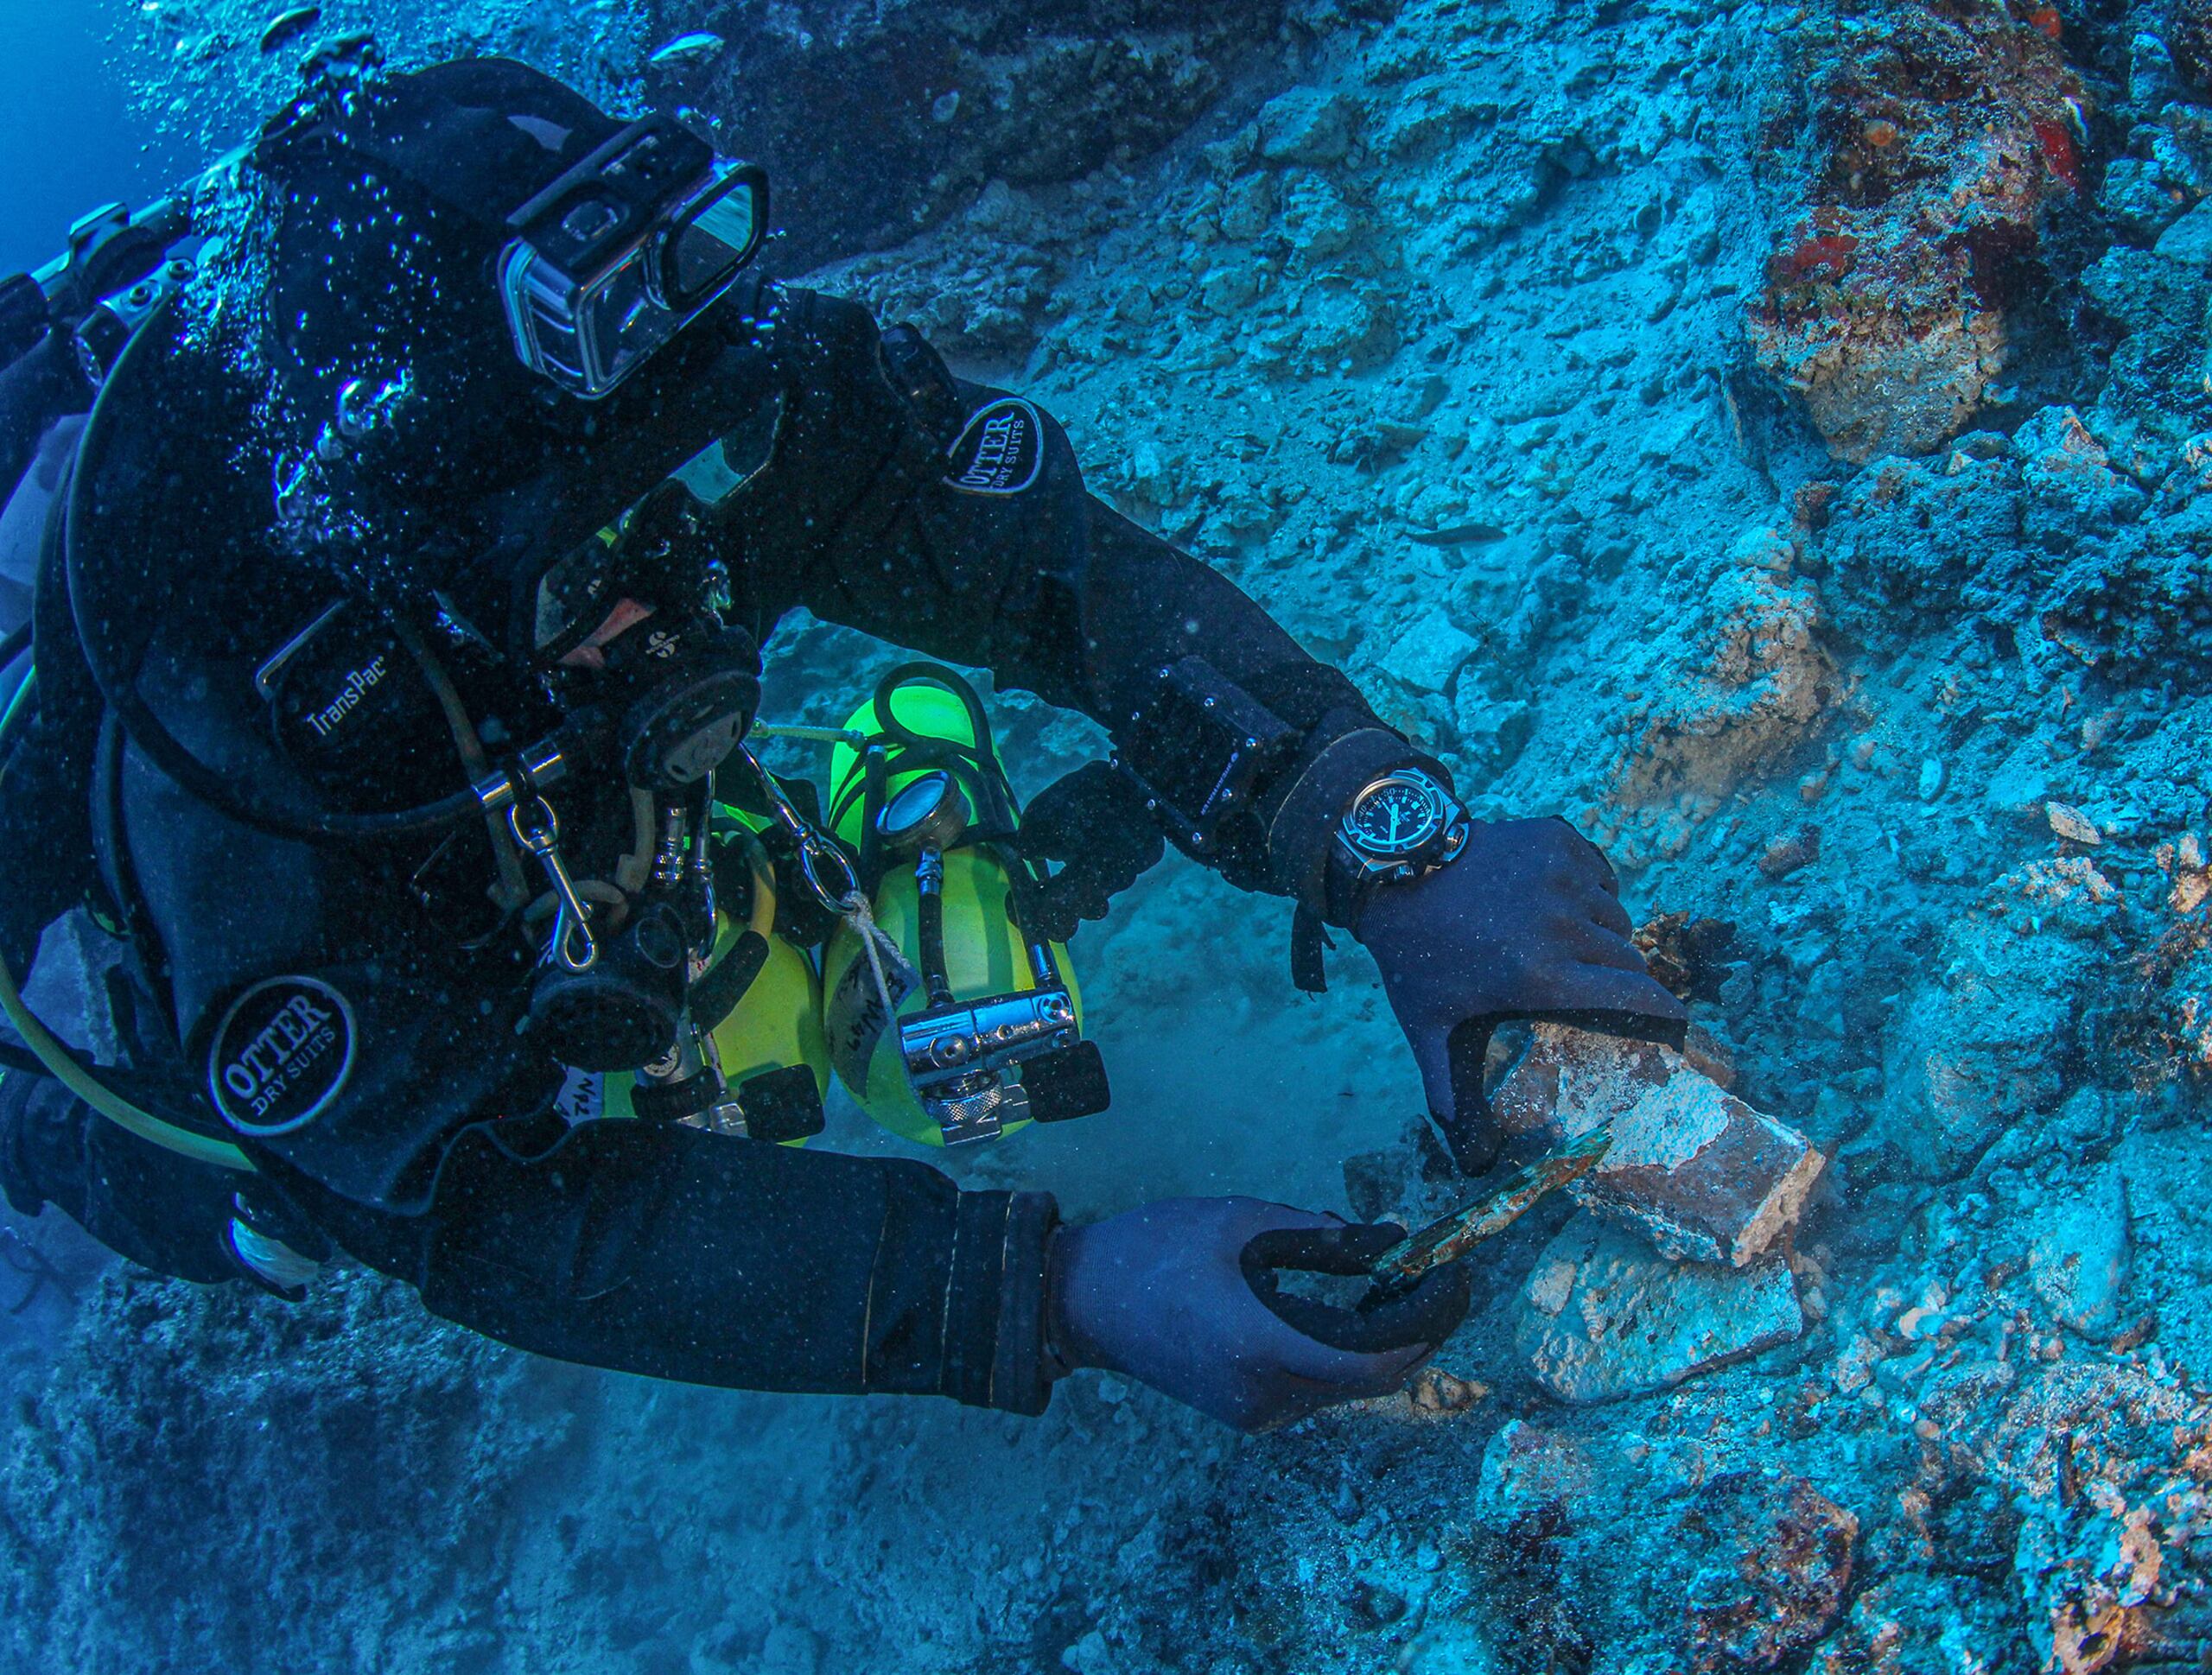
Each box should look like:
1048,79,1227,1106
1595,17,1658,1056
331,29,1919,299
943,398,1044,496
207,977,358,1135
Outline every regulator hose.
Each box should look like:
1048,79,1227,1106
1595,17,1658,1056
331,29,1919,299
0,671,251,1170
62,298,483,846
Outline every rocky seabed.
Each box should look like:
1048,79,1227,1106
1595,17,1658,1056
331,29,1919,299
12,0,2212,1669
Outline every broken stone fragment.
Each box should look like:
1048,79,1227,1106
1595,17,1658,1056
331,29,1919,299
1474,1419,1592,1529
1407,1367,1485,1417
2046,800,2102,845
1518,1213,1804,1404
2028,1164,2131,1339
1492,1025,1826,1267
1758,823,1822,879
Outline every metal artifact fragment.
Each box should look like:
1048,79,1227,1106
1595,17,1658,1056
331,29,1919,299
1367,1123,1613,1286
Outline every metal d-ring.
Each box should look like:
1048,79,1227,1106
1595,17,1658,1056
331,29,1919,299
733,740,865,916
797,832,863,917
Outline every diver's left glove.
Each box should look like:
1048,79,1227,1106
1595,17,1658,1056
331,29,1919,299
1015,762,1165,943
1044,1196,1469,1432
1354,816,1687,1174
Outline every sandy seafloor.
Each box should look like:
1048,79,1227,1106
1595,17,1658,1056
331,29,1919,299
7,0,2212,1670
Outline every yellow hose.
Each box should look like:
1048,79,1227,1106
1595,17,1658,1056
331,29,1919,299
0,673,251,1171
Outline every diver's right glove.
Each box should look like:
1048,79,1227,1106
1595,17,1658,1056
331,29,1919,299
1045,1196,1470,1431
1353,815,1687,1175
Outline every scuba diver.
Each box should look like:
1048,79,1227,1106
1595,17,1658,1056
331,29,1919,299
0,46,1684,1431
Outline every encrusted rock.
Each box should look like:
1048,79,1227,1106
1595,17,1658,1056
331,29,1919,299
1517,1214,1804,1404
1452,693,1534,778
2156,830,2210,913
1493,1026,1825,1268
1612,529,1836,809
2013,407,2147,543
1474,1419,1591,1528
1374,608,1478,695
1632,912,1739,1002
1873,861,2115,1178
1758,823,1823,880
2028,1164,2131,1338
1674,1476,1859,1671
2152,196,2212,263
1747,0,2088,462
1808,1573,2027,1672
1255,86,1359,166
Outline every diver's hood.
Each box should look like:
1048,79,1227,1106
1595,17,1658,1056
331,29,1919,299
251,57,630,452
72,291,780,674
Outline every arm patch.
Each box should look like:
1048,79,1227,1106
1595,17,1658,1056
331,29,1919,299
943,398,1045,497
207,976,357,1135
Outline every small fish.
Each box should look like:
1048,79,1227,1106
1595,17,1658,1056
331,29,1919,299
1407,522,1507,547
650,31,727,68
1366,1122,1613,1285
260,5,321,54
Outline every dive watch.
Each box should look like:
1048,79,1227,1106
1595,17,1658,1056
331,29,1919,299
1331,765,1470,912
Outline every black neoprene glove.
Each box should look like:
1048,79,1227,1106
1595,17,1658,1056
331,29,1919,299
1046,1196,1469,1431
1015,762,1165,944
1354,815,1686,1174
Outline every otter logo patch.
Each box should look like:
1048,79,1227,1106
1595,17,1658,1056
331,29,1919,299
208,978,356,1136
943,398,1044,496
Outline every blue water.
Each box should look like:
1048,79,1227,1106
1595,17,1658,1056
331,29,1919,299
0,2,185,277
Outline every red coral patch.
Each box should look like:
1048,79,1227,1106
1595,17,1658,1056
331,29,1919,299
1768,232,1861,285
2033,117,2082,190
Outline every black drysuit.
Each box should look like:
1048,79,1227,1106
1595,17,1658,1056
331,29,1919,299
0,281,1412,1414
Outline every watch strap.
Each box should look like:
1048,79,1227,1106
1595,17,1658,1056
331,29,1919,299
1323,828,1375,930
1290,902,1333,994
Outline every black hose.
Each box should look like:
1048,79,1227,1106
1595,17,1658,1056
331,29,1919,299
826,663,1024,845
689,929,771,1032
915,851,954,1008
62,301,486,846
872,663,1022,834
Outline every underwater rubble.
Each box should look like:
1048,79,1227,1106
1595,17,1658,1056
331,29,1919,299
10,0,2212,1668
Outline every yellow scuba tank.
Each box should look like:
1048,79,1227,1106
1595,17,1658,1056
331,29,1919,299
590,821,831,1144
818,664,1109,1146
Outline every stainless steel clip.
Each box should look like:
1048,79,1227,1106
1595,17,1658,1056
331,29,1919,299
507,796,597,972
731,741,862,914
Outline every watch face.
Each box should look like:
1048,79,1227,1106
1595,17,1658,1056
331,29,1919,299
1346,777,1443,857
